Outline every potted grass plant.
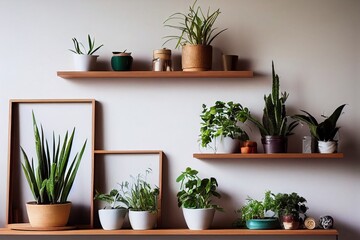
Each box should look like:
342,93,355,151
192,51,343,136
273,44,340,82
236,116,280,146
199,101,250,153
94,189,128,230
117,170,159,230
241,61,298,153
293,104,346,153
163,0,227,71
21,112,87,228
69,34,103,71
176,167,222,230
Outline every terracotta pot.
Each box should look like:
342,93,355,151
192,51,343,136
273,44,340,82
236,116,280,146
182,45,212,71
26,202,72,227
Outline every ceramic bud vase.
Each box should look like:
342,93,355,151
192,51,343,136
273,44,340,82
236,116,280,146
318,141,337,153
73,55,98,71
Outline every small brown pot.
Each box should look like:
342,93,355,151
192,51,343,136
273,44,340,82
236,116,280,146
282,215,300,230
182,44,212,71
26,202,72,227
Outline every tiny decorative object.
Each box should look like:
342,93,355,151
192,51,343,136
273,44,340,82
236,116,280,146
304,217,316,229
319,216,334,229
152,48,172,71
241,141,257,153
222,54,238,71
111,50,133,71
302,136,317,153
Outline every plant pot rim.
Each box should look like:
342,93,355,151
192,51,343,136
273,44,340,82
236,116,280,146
73,54,99,57
99,208,128,212
26,201,71,205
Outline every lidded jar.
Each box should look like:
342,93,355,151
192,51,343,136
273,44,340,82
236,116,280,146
152,48,172,71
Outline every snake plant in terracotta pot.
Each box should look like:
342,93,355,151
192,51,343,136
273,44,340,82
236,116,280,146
21,112,87,227
163,0,227,71
293,104,346,153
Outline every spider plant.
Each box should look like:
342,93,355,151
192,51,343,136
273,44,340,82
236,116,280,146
21,111,87,204
69,34,103,55
163,0,227,48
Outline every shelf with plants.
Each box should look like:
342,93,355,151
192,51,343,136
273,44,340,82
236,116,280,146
193,153,344,159
0,228,339,237
56,70,254,79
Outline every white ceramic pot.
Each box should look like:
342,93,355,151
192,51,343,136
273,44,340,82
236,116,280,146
214,137,240,153
182,208,215,230
98,208,128,230
128,210,157,230
73,54,98,71
318,141,337,153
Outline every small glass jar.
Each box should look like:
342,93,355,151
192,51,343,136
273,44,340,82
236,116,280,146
152,48,172,71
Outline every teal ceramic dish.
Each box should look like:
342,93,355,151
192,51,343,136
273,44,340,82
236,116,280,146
246,219,280,230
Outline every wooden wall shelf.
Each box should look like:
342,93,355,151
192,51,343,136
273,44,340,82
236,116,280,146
57,71,254,79
0,228,339,237
193,153,344,159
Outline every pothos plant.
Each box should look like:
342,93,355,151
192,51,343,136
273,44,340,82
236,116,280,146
94,189,127,209
21,111,87,204
272,192,308,220
200,101,249,149
176,167,222,211
117,169,159,213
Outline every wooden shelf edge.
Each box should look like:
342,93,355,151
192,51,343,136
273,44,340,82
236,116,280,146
193,153,344,159
94,150,163,155
0,228,339,236
57,71,254,79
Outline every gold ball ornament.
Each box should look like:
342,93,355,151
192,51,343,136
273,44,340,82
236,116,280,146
304,217,316,230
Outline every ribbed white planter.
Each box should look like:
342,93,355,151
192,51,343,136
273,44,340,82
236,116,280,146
182,208,215,230
128,210,157,230
98,208,128,230
318,141,337,153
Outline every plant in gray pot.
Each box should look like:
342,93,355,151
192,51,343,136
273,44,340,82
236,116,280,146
292,104,346,153
163,0,227,71
21,112,87,228
235,191,280,230
242,61,298,153
94,189,128,230
176,167,222,230
199,101,250,153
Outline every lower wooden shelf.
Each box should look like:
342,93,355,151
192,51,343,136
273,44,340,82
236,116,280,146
193,153,344,159
0,228,339,236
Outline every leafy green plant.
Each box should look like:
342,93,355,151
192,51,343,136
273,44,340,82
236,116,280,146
200,101,249,148
21,111,87,204
69,34,104,55
176,167,222,210
292,104,346,141
242,61,298,137
163,0,227,48
117,170,159,212
273,192,308,220
94,189,127,209
237,191,276,222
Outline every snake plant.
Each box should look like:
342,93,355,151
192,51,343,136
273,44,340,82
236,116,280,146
69,34,103,55
21,111,87,204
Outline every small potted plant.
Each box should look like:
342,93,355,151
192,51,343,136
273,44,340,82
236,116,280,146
111,49,133,71
273,192,308,230
176,167,222,230
293,104,346,153
200,101,250,153
163,0,227,71
242,61,298,153
94,189,128,230
21,112,87,228
117,170,159,230
236,191,280,230
69,34,103,71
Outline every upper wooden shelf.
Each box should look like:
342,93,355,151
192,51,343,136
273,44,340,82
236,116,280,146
0,228,339,236
56,71,254,79
193,153,344,159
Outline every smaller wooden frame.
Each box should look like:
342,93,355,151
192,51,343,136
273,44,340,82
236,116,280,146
94,150,164,228
6,99,96,228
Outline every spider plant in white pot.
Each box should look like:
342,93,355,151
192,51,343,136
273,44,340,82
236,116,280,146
69,34,103,71
21,112,87,227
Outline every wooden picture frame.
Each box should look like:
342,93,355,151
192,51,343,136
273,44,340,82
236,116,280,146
93,150,163,228
6,99,96,228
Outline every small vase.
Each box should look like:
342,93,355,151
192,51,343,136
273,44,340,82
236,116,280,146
318,141,337,153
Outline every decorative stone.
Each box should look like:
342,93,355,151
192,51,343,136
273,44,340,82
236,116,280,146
319,216,334,229
304,217,316,229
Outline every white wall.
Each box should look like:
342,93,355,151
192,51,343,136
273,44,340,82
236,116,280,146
0,0,359,239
